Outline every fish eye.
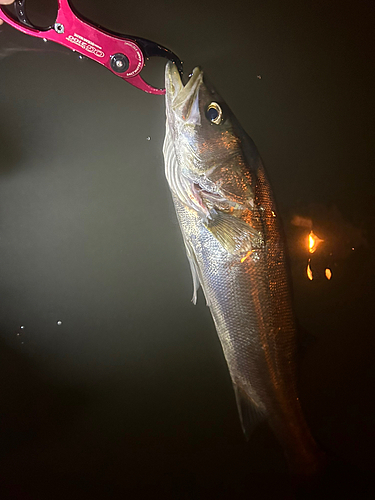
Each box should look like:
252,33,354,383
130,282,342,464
206,102,223,125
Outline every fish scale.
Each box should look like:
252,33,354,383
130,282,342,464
164,62,325,479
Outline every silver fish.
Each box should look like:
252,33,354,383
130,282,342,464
163,62,325,478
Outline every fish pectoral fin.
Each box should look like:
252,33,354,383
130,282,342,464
233,383,266,440
203,210,261,255
186,243,201,305
183,235,211,306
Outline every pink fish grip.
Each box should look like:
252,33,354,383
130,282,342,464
0,0,182,95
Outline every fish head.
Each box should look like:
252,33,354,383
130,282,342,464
164,62,259,216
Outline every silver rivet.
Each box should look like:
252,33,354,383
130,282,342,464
54,23,65,34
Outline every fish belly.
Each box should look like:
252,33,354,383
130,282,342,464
172,193,325,478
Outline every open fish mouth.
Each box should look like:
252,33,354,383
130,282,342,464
165,62,203,119
164,63,250,215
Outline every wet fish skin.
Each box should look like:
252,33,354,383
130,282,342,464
163,62,325,478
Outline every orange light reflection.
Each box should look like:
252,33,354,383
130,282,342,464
308,231,324,254
307,263,313,280
241,251,252,263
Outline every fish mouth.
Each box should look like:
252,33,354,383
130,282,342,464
165,62,203,120
165,63,245,215
164,63,247,214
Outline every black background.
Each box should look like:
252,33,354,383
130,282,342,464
0,0,374,498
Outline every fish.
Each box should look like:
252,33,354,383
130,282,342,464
163,62,326,479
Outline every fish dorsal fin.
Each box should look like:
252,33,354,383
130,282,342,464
233,383,266,440
203,210,261,255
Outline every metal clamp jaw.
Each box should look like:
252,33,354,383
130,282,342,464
0,0,183,95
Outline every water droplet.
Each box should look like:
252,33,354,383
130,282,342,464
79,55,83,60
257,75,262,79
57,321,62,326
20,325,25,330
16,333,20,336
251,251,260,262
351,247,355,251
43,38,48,43
146,136,151,141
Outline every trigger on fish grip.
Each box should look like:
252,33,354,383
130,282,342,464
13,0,57,30
0,0,32,29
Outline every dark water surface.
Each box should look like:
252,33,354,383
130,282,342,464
0,0,374,498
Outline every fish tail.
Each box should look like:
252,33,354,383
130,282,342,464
285,447,328,483
270,411,328,482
